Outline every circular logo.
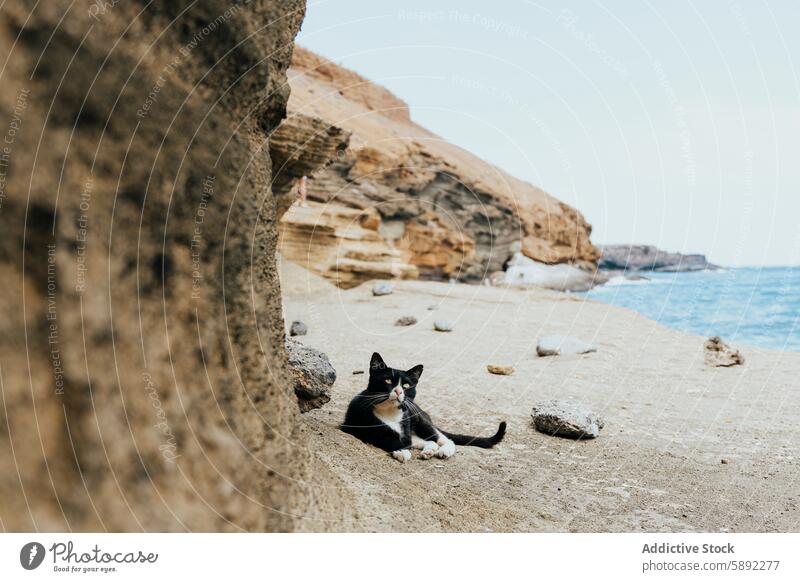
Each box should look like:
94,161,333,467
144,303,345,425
19,542,46,570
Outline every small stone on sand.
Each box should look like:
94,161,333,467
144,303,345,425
536,335,597,357
531,400,604,439
487,364,514,375
372,281,394,296
395,316,417,326
704,336,744,367
289,320,307,336
433,319,453,332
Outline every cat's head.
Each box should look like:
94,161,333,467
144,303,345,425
367,352,423,405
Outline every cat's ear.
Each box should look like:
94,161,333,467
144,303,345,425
370,352,386,372
406,364,423,383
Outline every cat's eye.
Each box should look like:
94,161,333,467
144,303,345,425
384,378,392,384
402,384,409,388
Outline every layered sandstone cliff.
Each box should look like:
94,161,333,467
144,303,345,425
276,46,599,287
0,0,350,531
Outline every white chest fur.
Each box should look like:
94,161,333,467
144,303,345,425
373,401,404,435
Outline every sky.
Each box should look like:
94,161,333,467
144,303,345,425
296,0,800,267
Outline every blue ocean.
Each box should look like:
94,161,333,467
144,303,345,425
584,267,800,351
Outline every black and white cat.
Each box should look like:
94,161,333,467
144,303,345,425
341,352,506,462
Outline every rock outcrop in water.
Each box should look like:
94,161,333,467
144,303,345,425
0,0,350,531
598,245,718,273
275,46,600,287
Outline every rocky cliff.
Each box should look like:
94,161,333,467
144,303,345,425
276,47,599,287
598,245,719,273
0,0,351,531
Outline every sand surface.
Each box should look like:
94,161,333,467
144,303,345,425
281,261,800,532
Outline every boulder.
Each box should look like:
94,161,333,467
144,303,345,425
433,320,454,332
289,320,308,336
704,337,744,367
372,281,395,296
487,365,515,376
285,339,336,412
536,335,597,357
394,316,418,326
531,401,604,439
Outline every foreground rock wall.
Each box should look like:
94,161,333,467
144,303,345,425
276,46,599,286
0,0,350,531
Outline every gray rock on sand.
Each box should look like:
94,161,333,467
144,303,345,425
285,339,336,412
704,336,744,367
433,319,454,332
289,320,307,336
536,335,597,357
372,281,394,296
395,316,418,326
531,400,604,439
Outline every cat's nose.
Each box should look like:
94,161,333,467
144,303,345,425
394,387,403,398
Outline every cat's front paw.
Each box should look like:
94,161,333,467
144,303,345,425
391,449,412,463
436,440,456,459
419,441,439,460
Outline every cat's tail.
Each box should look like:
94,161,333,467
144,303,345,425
441,421,506,449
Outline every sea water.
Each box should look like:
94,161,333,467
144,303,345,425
583,267,800,351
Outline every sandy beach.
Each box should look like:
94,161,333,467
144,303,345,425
281,260,800,532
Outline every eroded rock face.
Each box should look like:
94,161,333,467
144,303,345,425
397,212,477,280
0,0,350,532
704,337,745,367
280,202,417,288
269,112,351,216
275,47,599,285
